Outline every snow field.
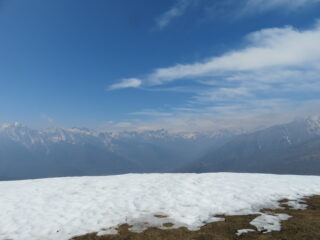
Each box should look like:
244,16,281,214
1,173,320,240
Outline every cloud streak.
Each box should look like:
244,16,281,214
146,23,320,84
243,0,320,13
156,0,198,29
155,0,320,29
108,78,142,90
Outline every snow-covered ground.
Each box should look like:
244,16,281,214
1,173,320,240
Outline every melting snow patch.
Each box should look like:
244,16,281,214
250,213,291,233
236,229,256,236
97,228,118,236
286,199,308,210
126,214,187,233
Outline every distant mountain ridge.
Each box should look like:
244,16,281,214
0,123,235,180
0,122,236,148
2,116,320,180
183,116,320,175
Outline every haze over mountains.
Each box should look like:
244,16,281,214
0,116,320,180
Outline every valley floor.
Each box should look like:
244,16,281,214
73,195,320,240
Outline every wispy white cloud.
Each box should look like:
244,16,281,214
156,0,197,29
146,23,320,84
155,0,320,30
108,78,141,90
243,0,320,13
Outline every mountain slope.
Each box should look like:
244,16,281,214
184,117,320,175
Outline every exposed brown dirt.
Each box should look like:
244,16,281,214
71,195,320,240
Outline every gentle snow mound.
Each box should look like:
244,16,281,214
1,173,320,240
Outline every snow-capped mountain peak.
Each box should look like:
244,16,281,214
306,115,320,135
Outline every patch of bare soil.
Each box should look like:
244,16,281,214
71,195,320,240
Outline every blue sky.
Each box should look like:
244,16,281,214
1,0,320,131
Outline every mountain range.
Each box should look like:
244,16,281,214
1,116,320,180
0,123,234,180
184,116,320,175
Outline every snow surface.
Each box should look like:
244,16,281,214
1,173,320,240
236,229,255,236
286,200,308,210
250,213,291,233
